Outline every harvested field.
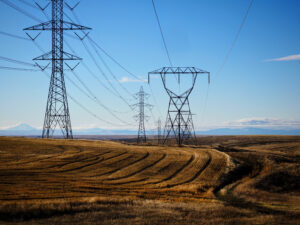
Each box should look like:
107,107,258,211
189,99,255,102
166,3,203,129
0,136,299,224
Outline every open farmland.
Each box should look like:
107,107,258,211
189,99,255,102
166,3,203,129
0,136,299,224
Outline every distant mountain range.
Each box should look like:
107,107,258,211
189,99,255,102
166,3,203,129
0,123,300,136
195,128,300,135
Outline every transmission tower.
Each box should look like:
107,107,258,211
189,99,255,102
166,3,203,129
149,67,210,146
132,86,152,144
24,0,91,138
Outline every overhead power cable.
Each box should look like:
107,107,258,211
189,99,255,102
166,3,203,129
67,6,162,124
200,0,254,127
64,38,133,110
0,66,40,72
66,10,134,96
0,56,36,67
87,36,144,82
41,71,132,127
0,30,30,41
80,38,133,108
16,0,37,9
151,0,173,67
69,69,133,123
0,0,42,23
87,38,133,96
66,9,145,82
66,11,163,119
215,0,254,78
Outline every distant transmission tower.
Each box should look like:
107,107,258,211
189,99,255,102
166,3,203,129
149,67,210,146
24,0,91,138
132,86,152,143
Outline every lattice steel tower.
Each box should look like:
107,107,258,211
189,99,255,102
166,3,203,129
24,0,91,138
149,67,210,146
132,86,152,143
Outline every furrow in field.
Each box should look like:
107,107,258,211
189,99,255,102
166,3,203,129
142,154,195,187
100,151,153,181
75,152,132,174
104,153,166,184
195,150,228,186
51,151,128,173
164,151,212,188
50,151,112,170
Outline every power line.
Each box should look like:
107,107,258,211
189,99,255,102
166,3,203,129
200,0,254,129
80,38,133,108
86,35,164,120
151,0,173,67
69,69,134,125
42,71,130,127
0,30,30,41
87,36,144,82
0,0,42,23
0,66,39,72
215,0,254,78
16,0,37,10
66,10,134,97
66,9,144,83
87,38,133,96
0,56,36,67
64,38,133,115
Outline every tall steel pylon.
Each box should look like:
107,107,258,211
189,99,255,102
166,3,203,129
24,0,91,139
132,86,152,143
149,67,210,146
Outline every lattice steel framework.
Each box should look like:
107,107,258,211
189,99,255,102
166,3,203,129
132,86,152,143
24,0,91,138
149,67,210,146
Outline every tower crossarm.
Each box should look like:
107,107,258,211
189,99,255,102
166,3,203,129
33,51,82,61
24,20,92,31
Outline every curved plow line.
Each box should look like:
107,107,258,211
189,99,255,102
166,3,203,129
198,151,228,183
95,152,150,179
29,150,113,171
163,151,212,188
89,154,135,177
53,150,113,170
104,153,167,183
137,154,195,187
77,152,134,174
49,151,128,173
6,145,75,166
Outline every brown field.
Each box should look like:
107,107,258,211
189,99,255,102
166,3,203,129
0,136,299,224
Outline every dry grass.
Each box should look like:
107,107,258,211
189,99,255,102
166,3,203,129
0,136,299,224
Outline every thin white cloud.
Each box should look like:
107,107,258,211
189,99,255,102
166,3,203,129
119,76,147,83
265,54,300,62
223,117,300,129
194,117,300,131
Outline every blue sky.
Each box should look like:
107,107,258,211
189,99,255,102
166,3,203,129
0,0,299,131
